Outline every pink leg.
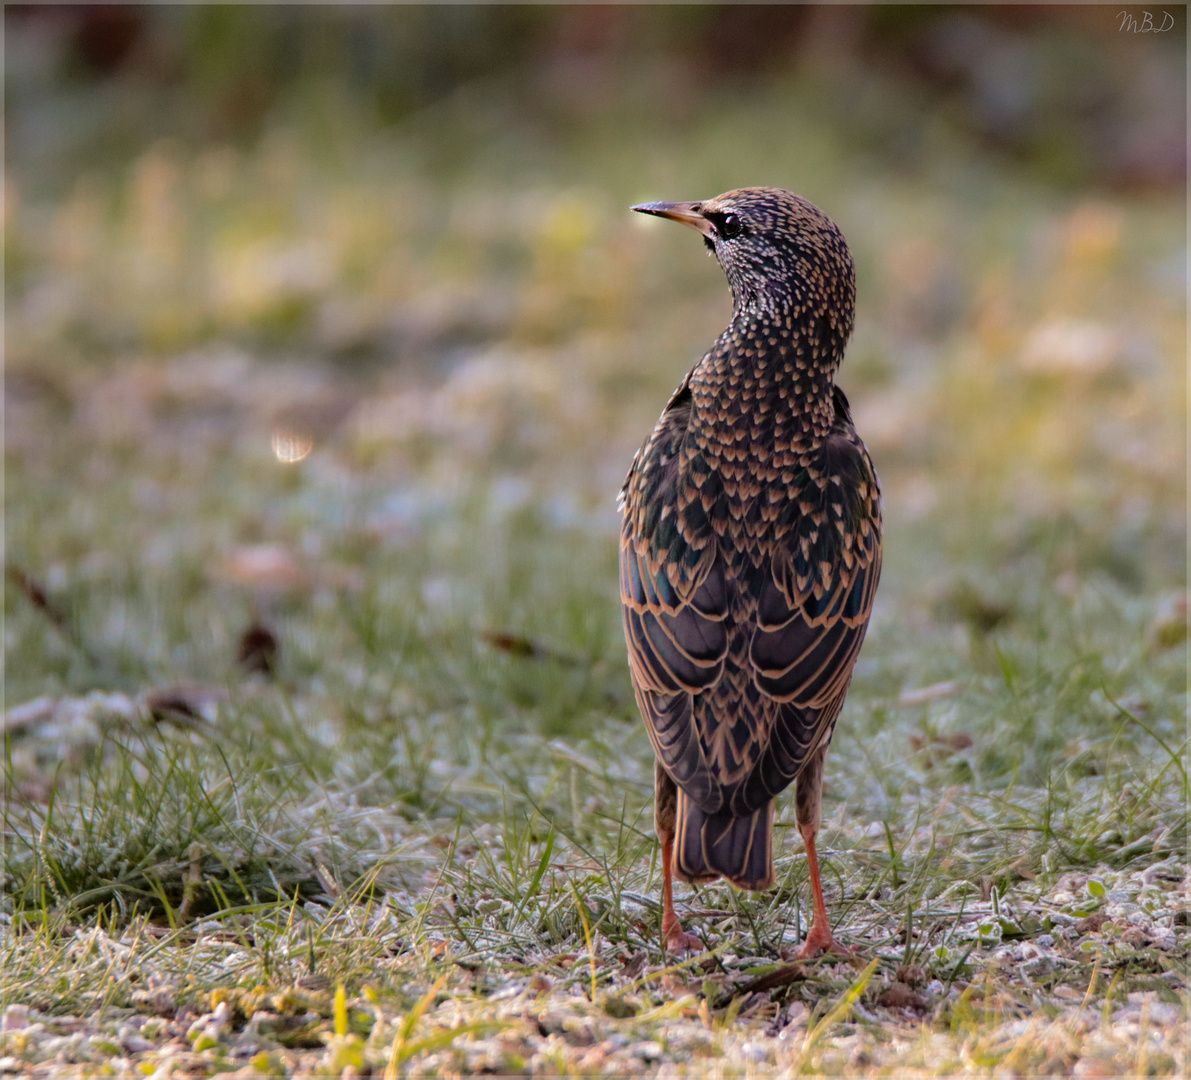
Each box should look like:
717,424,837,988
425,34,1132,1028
660,832,703,954
794,825,850,959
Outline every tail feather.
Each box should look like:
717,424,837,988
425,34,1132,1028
674,789,775,890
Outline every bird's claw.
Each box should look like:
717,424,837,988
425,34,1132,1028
662,918,704,955
794,922,852,960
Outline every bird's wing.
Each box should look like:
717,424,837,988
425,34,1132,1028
620,375,732,808
622,381,881,815
740,416,882,807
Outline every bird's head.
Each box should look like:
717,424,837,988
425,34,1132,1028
632,187,856,347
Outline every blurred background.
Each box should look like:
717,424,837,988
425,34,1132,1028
5,4,1186,713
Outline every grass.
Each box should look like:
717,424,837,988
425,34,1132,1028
3,25,1188,1077
3,495,1185,1074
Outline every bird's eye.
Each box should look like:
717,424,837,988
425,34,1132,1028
720,213,743,240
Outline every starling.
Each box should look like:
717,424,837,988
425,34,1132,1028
619,188,882,957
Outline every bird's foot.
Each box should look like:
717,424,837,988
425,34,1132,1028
662,917,704,955
794,922,852,960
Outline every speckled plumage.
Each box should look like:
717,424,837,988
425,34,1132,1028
620,187,882,954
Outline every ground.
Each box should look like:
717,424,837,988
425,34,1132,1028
3,16,1188,1076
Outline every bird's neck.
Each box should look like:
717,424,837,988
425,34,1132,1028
728,305,842,398
694,310,840,444
727,259,854,344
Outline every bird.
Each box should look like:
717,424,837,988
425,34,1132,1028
619,187,882,958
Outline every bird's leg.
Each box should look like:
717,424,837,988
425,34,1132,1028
794,823,848,958
655,761,702,954
794,745,851,959
660,831,703,954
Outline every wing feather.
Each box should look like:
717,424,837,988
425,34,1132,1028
622,372,882,820
620,375,731,809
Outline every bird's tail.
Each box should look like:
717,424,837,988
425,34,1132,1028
674,790,775,891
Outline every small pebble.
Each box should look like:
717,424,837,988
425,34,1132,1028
121,1034,155,1054
1,1007,29,1034
633,1040,664,1061
740,1042,769,1063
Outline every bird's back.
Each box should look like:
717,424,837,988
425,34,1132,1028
622,330,881,817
